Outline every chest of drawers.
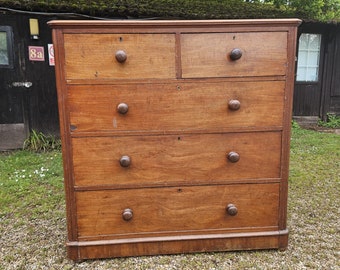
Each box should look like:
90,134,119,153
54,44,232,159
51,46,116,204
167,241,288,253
49,19,300,261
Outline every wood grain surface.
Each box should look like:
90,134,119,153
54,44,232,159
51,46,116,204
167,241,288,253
72,132,281,187
76,183,279,238
64,34,176,79
68,81,285,133
181,32,287,78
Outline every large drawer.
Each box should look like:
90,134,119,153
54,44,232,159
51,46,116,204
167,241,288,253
63,33,176,80
72,132,281,187
181,32,287,78
76,183,280,239
68,81,285,133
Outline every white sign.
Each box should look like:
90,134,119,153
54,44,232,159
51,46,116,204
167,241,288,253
48,44,55,66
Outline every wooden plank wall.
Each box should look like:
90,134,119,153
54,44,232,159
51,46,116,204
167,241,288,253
0,14,59,136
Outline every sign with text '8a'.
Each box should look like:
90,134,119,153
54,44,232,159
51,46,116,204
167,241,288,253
29,46,45,61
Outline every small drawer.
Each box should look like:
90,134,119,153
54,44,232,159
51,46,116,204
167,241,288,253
67,81,284,133
72,132,281,187
76,183,279,239
63,33,176,79
181,32,287,78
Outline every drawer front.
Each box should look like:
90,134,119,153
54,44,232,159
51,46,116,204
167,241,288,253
68,81,285,133
63,34,176,79
76,183,279,238
72,132,281,187
181,32,287,78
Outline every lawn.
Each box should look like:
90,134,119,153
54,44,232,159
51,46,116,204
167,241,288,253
0,126,339,269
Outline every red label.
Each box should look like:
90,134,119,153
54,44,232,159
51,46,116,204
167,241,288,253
29,46,45,61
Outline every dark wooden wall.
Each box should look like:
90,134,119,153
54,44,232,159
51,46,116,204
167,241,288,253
329,26,340,115
0,13,59,136
294,22,340,119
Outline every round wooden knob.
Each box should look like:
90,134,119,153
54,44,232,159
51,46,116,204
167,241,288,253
117,103,129,114
226,204,238,216
227,152,240,163
228,99,241,111
122,208,133,221
120,155,131,167
230,48,242,61
115,50,127,63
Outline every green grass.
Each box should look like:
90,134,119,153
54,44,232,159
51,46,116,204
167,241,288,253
0,150,64,221
0,126,339,269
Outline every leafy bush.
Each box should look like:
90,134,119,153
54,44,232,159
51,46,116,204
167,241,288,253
318,113,340,128
0,0,298,19
291,119,301,129
23,130,61,152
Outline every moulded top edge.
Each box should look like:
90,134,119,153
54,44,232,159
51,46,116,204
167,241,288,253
48,18,302,29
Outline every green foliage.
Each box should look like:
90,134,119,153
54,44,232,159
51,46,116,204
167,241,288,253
318,113,340,128
290,0,324,19
0,0,297,19
291,119,301,129
321,0,340,21
23,130,61,152
245,0,340,21
261,0,340,21
3,0,335,21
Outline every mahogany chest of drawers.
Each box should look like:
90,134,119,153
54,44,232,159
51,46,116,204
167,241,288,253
49,19,300,261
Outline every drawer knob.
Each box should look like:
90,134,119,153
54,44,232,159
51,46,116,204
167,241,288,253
122,208,133,221
228,99,241,111
120,155,131,167
230,48,242,61
117,103,129,114
227,151,240,163
226,204,238,216
115,50,127,63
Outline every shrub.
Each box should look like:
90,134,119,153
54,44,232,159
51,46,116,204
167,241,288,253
23,130,61,152
318,113,340,128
